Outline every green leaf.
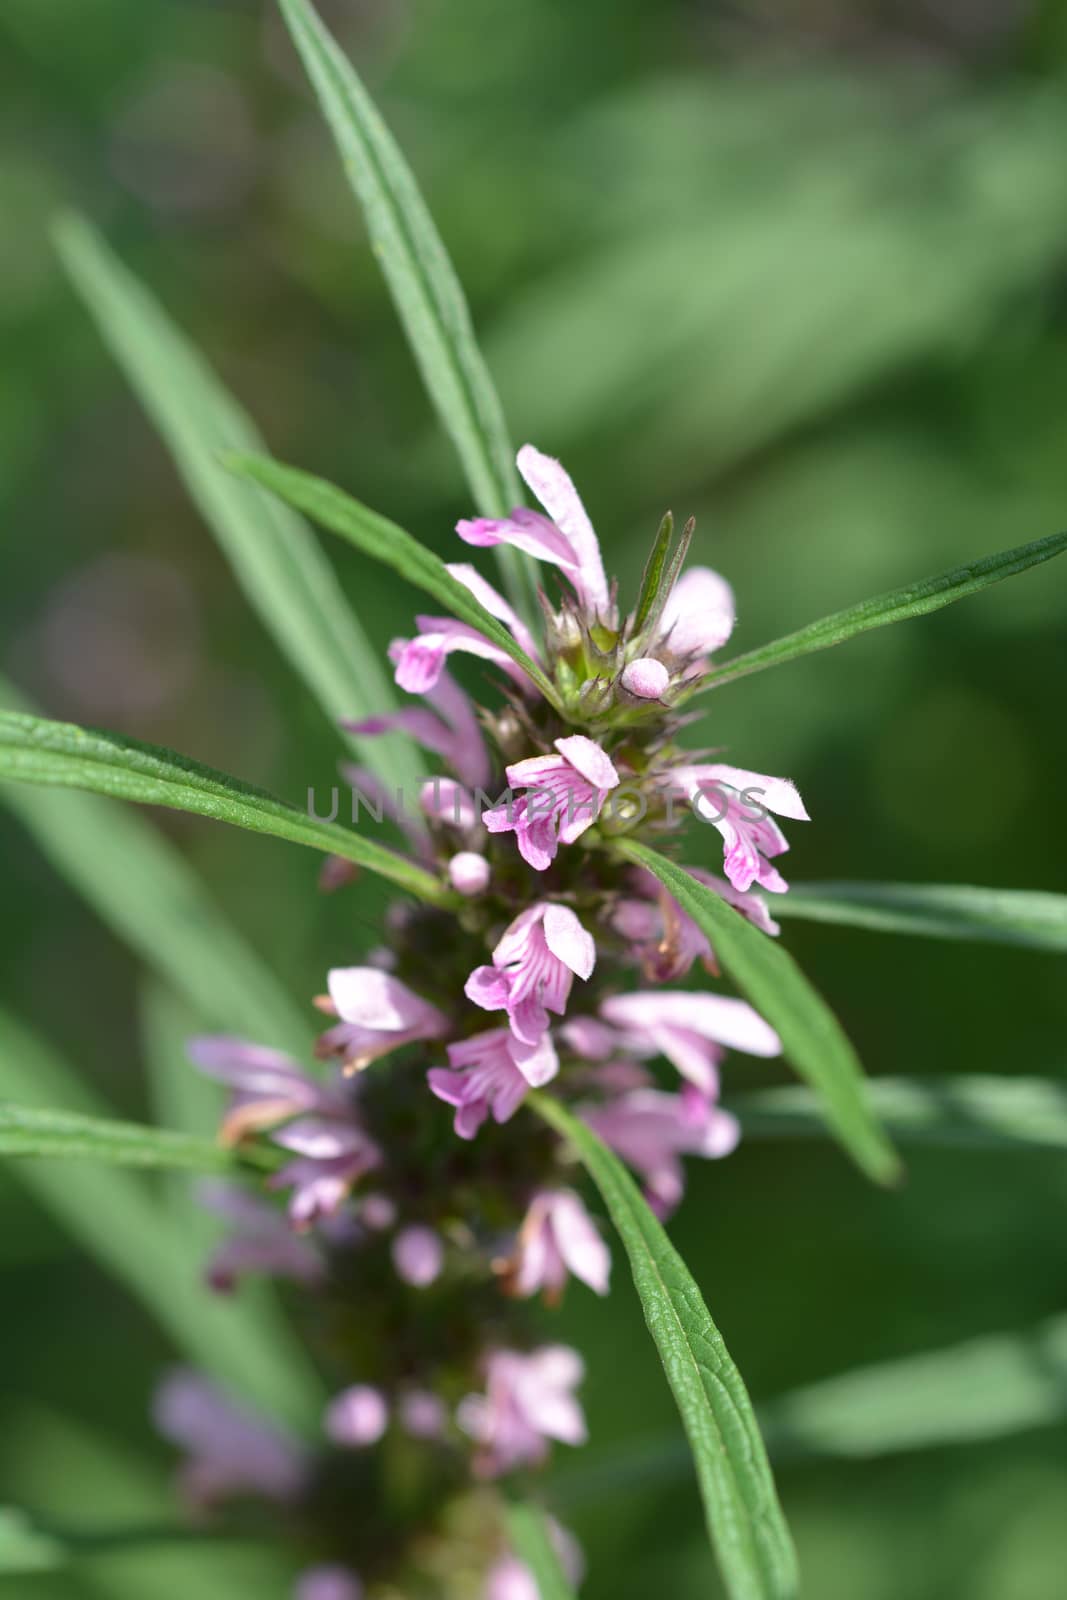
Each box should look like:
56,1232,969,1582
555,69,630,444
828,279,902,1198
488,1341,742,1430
615,840,900,1185
0,1006,323,1432
53,212,422,799
633,511,675,632
0,678,314,1059
761,1311,1067,1461
504,1504,576,1600
692,529,1067,693
0,1508,64,1574
731,1075,1067,1149
530,1093,798,1600
274,0,538,621
553,1309,1067,1496
225,452,561,709
0,1103,252,1172
772,881,1067,950
0,709,451,906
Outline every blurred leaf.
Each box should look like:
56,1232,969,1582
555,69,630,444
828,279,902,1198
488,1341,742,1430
139,979,323,1412
0,1506,231,1572
52,211,422,798
0,710,450,904
762,1312,1067,1461
530,1093,798,1600
616,841,900,1185
0,1103,256,1172
504,1503,575,1600
732,1076,1067,1149
774,882,1067,950
693,530,1067,693
0,680,315,1060
225,453,560,707
274,0,538,620
140,981,228,1228
0,1507,64,1573
1,1404,289,1599
554,1306,1067,1485
0,1006,322,1432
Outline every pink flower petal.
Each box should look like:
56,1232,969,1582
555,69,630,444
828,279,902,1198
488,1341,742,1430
509,1031,559,1088
554,734,619,791
542,904,596,981
446,562,541,662
517,444,609,614
659,566,736,657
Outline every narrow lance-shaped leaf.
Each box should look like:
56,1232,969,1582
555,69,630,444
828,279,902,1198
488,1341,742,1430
0,1103,268,1173
550,1312,1067,1494
0,711,452,906
225,452,562,709
690,529,1067,693
504,1504,576,1600
615,839,900,1185
274,0,539,621
53,212,422,798
772,880,1067,950
0,1507,235,1574
730,1075,1067,1150
633,511,675,632
530,1093,799,1600
760,1310,1067,1462
0,1007,323,1432
0,677,313,1058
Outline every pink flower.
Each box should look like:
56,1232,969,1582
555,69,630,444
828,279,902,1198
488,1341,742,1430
268,1117,382,1231
295,1567,364,1600
447,561,542,662
457,1346,587,1477
153,1370,308,1509
187,1037,381,1229
345,660,489,789
483,735,620,871
458,444,610,619
392,1224,444,1287
318,968,449,1074
196,1182,324,1292
392,567,539,696
465,903,596,1045
612,865,780,981
599,990,781,1096
428,1028,558,1139
187,1036,343,1145
657,566,736,663
325,1385,389,1447
506,1189,610,1301
669,762,809,894
420,776,479,829
393,621,518,696
582,1089,741,1215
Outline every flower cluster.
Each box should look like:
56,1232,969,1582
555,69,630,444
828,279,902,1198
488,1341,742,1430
162,447,807,1596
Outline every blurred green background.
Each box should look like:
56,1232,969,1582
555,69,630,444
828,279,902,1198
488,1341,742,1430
3,0,1067,1595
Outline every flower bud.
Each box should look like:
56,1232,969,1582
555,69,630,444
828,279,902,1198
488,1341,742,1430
448,850,490,895
620,657,669,699
324,1385,388,1447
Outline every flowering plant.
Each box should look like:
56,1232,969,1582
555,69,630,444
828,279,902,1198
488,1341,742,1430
1,3,1066,1598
